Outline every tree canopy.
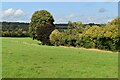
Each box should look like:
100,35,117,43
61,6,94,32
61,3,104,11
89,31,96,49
29,10,55,39
29,10,55,44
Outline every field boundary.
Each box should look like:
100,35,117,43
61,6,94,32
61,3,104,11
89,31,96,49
59,46,118,53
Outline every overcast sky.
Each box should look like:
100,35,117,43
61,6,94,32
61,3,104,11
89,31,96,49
1,2,118,24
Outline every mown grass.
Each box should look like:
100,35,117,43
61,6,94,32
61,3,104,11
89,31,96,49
2,37,118,78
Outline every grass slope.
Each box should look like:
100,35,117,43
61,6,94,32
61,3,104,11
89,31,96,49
2,37,118,78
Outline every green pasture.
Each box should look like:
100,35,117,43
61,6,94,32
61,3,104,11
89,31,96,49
2,37,118,78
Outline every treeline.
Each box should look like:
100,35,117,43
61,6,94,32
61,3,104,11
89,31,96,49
50,18,120,52
1,29,29,37
1,22,104,37
0,22,29,37
1,22,29,31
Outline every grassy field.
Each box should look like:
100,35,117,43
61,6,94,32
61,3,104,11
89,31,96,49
2,37,118,78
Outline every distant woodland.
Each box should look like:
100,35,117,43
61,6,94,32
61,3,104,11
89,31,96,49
1,22,103,31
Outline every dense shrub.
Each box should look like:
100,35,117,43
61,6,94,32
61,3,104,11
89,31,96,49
49,29,62,46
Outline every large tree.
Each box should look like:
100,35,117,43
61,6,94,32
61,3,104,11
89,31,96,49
29,10,55,45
